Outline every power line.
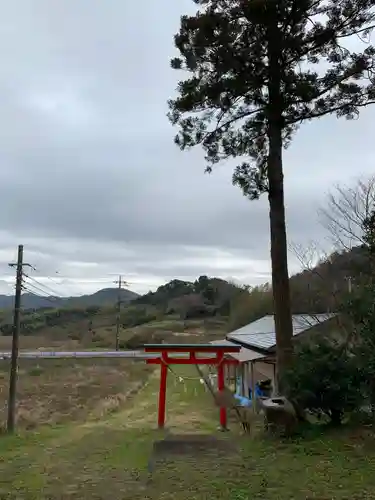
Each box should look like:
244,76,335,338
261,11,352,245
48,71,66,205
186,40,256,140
21,285,61,306
23,273,63,298
31,267,63,287
22,279,55,298
25,272,138,294
31,268,104,292
21,277,62,306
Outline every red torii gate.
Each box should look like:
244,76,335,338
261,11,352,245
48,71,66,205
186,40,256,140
144,343,240,430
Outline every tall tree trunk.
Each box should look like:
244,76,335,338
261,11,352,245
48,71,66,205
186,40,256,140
267,9,294,391
267,124,294,390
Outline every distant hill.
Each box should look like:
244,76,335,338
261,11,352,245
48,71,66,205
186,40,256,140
133,275,241,318
2,248,366,318
0,276,237,339
0,287,139,310
0,275,241,316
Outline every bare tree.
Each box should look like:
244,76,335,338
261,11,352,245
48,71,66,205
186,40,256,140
290,241,326,273
288,177,375,342
318,176,375,251
289,176,375,309
291,242,344,308
290,241,352,343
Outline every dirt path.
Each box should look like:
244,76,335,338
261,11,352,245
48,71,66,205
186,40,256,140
0,369,228,499
2,368,375,500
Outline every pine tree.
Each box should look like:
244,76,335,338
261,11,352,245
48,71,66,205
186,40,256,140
168,0,375,385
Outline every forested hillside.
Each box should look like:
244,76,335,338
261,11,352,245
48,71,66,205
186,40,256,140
229,246,369,330
0,275,241,339
0,249,368,340
133,275,241,318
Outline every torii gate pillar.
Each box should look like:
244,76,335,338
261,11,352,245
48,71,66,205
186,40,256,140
144,343,240,430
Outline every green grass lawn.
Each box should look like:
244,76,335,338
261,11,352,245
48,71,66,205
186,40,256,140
1,366,375,499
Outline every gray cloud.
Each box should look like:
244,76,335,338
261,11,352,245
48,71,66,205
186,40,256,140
0,1,375,296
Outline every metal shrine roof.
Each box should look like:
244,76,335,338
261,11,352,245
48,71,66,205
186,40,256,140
210,339,265,362
226,313,337,352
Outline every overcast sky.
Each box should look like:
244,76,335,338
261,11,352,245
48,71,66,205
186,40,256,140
0,0,374,297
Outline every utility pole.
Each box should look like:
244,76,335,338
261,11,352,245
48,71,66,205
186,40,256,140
7,245,31,433
114,275,126,351
344,276,353,294
347,276,352,294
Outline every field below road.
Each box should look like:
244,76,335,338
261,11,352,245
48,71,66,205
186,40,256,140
0,358,151,430
1,364,375,499
0,316,226,430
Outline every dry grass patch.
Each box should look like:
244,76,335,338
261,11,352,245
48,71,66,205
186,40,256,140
0,358,151,430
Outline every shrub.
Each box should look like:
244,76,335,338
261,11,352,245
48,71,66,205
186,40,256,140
121,306,157,328
124,333,149,350
343,283,375,415
124,330,165,349
28,365,44,377
118,340,128,350
284,339,363,425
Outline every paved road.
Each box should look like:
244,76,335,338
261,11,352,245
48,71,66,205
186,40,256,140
0,350,159,360
0,348,219,361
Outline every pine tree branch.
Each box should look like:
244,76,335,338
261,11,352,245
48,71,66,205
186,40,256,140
287,99,375,124
202,106,265,143
337,23,375,39
291,67,373,110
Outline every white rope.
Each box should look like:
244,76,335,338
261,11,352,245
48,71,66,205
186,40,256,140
167,364,209,384
164,364,215,395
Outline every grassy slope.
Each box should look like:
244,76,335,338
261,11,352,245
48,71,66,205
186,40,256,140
1,366,375,499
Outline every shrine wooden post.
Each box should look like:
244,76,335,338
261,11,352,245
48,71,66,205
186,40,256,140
144,343,240,430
